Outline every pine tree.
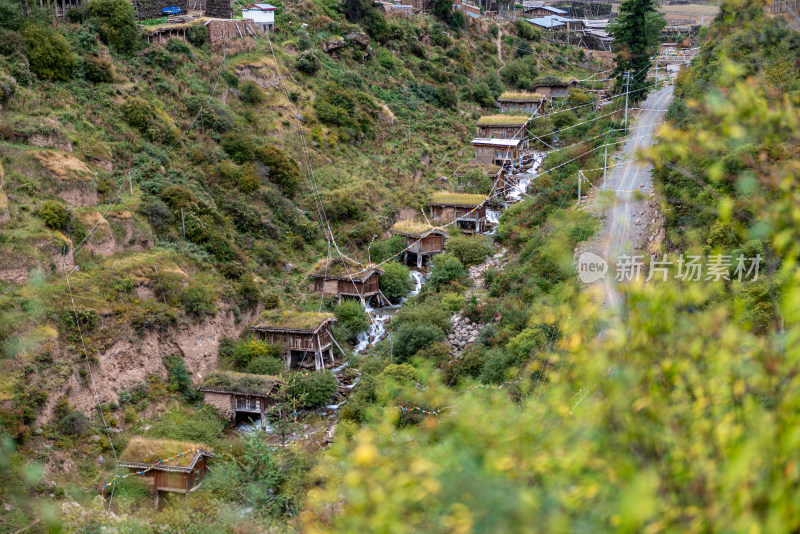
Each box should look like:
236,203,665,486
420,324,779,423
608,0,665,101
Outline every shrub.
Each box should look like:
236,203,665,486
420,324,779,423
446,234,493,267
427,253,466,289
472,82,495,108
166,38,192,57
239,81,265,105
296,50,320,74
566,89,592,104
185,96,234,132
122,97,177,143
59,410,89,436
246,356,284,375
514,19,541,41
140,197,173,231
148,405,225,444
377,363,417,384
229,339,282,370
499,57,538,90
479,347,516,384
180,282,216,317
254,146,300,196
163,354,202,402
86,0,138,54
22,26,75,81
334,300,369,341
393,323,446,363
83,54,115,83
441,292,464,313
435,85,457,109
379,261,412,300
516,39,533,57
221,133,255,164
392,303,450,332
370,235,406,264
38,200,71,231
460,167,493,194
552,110,578,130
187,24,207,47
286,370,337,408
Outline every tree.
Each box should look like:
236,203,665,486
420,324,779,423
22,26,75,81
86,0,139,54
379,261,413,301
608,0,664,101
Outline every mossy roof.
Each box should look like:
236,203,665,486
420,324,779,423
477,115,530,126
389,219,445,237
498,91,546,102
309,257,382,279
199,370,282,396
254,310,335,331
120,438,212,468
430,192,487,207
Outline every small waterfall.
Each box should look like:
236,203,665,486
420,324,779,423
236,416,275,435
506,152,544,203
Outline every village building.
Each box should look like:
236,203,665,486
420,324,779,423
119,438,214,507
471,138,522,166
452,0,481,18
476,115,530,147
496,92,546,114
252,311,340,371
429,192,487,234
309,257,391,306
389,220,447,267
532,78,580,98
199,371,283,423
523,3,567,17
526,15,585,32
242,3,276,31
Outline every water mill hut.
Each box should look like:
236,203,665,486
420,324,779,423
118,438,214,507
198,371,283,424
309,257,392,306
476,115,530,147
471,137,523,166
389,220,447,267
429,192,488,234
251,310,341,371
496,91,546,114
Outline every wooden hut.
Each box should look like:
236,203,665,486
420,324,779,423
252,311,340,371
476,115,530,147
429,192,487,234
471,138,522,166
389,220,447,268
119,438,214,507
309,257,391,306
496,92,546,114
532,79,579,99
199,371,283,424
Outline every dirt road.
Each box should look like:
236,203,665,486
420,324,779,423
595,85,674,307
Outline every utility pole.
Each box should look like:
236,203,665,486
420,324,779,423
578,170,582,202
623,70,632,132
602,146,608,189
181,208,186,239
654,60,658,88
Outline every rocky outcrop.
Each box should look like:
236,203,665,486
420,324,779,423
447,313,485,359
345,32,370,49
322,37,347,54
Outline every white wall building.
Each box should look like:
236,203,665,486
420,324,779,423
242,3,276,31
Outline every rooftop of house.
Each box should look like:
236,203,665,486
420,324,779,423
497,91,546,102
477,115,530,126
254,310,336,332
199,370,283,396
309,256,382,280
537,5,567,14
120,438,213,469
526,15,576,28
430,192,487,207
244,3,277,9
522,0,545,9
471,138,522,147
389,219,445,237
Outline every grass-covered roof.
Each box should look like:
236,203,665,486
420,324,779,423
430,192,487,207
389,219,443,236
498,91,546,102
199,370,282,395
477,115,530,126
120,438,211,468
254,310,335,331
309,256,381,279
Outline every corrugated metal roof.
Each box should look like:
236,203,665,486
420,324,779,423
471,138,522,147
244,3,276,9
526,16,565,28
538,5,567,14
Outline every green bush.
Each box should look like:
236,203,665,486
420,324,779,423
163,354,202,402
435,85,457,109
446,234,493,267
166,38,192,57
86,0,138,54
370,235,406,264
122,96,177,143
180,282,216,317
296,50,320,74
552,110,578,130
478,347,517,384
58,410,89,436
239,81,265,105
185,95,234,132
376,363,417,384
286,370,338,408
254,146,300,196
313,82,377,136
228,339,283,370
427,253,467,289
221,133,256,164
83,54,115,83
22,26,75,81
499,56,538,90
148,405,225,445
379,261,412,300
440,292,464,313
38,200,71,231
334,300,369,341
514,19,541,41
393,323,446,363
471,82,495,108
140,197,173,231
460,168,493,194
187,24,207,47
246,356,284,375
